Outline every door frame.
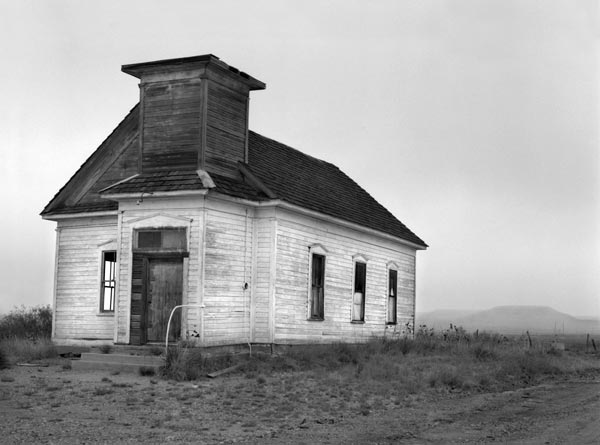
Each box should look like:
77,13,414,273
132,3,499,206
131,251,188,345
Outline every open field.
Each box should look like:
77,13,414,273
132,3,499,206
1,336,599,444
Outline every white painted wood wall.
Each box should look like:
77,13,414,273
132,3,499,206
272,208,416,343
53,216,117,342
51,196,417,346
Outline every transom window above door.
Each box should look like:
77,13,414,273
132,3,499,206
135,228,187,250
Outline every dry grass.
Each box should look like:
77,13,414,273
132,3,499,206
159,329,600,406
161,344,236,380
0,337,58,364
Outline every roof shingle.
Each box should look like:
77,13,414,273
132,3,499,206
247,131,427,247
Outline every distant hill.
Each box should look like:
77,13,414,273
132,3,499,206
417,306,600,335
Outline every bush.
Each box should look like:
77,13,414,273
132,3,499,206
427,365,464,389
0,305,53,340
0,348,9,369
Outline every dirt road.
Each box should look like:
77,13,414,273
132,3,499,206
299,380,600,444
0,364,598,444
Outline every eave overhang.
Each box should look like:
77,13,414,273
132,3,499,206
41,210,119,221
122,54,266,91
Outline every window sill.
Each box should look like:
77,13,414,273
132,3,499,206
351,320,365,324
97,312,115,317
308,318,324,322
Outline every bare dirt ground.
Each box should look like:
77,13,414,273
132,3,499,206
0,363,598,444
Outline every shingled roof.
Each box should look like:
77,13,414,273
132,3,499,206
246,131,427,247
42,107,426,248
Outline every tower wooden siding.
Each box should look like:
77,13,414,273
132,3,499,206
205,81,249,177
124,56,264,179
141,80,203,172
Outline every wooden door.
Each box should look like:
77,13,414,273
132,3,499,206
146,258,183,343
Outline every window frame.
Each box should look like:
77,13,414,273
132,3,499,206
387,266,398,325
100,250,117,313
134,227,187,251
351,254,368,322
307,244,328,321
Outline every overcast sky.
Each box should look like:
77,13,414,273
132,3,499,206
1,0,598,317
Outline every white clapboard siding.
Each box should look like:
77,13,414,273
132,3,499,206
53,217,118,341
201,204,253,345
252,215,275,342
272,209,416,343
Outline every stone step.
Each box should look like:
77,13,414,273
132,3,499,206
71,353,164,374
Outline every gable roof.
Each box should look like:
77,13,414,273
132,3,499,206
42,105,427,248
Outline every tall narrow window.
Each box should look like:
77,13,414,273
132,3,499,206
310,254,325,320
388,269,398,324
352,262,366,322
101,251,116,312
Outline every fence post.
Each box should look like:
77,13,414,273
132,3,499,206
587,333,590,353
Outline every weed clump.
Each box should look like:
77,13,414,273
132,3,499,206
472,345,498,361
426,365,465,390
256,375,267,385
148,346,163,356
139,366,156,377
161,343,207,381
99,344,112,354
